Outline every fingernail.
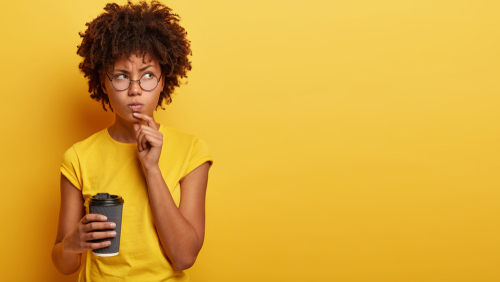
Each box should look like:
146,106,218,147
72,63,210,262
133,113,138,116
106,241,111,246
101,216,107,221
110,223,116,228
111,231,117,236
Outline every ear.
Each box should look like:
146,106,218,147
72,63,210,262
160,73,165,92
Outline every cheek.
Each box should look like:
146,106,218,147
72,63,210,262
154,91,162,105
106,93,116,105
107,93,123,110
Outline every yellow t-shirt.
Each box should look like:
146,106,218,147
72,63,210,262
60,124,213,282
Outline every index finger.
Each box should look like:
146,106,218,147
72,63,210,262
132,113,157,130
82,213,107,224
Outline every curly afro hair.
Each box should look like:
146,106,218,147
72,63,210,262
77,0,192,112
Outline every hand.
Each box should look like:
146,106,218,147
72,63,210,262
63,214,116,254
132,112,163,169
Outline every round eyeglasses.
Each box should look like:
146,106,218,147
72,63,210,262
105,72,162,91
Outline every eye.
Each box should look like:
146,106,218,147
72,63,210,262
114,74,128,80
143,73,154,79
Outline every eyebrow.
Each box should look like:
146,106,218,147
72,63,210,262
113,65,154,74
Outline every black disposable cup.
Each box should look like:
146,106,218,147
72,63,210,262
88,193,124,257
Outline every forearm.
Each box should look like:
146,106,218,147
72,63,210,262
51,237,81,275
144,165,200,270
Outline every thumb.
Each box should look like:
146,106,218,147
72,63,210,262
133,122,140,132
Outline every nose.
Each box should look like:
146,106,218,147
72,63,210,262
128,79,142,96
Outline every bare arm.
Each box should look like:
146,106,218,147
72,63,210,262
144,162,210,271
132,113,211,271
52,174,117,275
51,174,85,274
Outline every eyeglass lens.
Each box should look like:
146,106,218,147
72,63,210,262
112,73,159,91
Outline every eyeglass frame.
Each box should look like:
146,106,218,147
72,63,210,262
105,71,163,91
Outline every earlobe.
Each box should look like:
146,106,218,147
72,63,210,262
161,75,165,90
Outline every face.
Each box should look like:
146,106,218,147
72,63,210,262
101,52,164,123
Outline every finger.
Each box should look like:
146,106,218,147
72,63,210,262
139,126,162,141
87,241,111,250
147,133,162,147
139,125,160,134
135,129,147,151
84,221,116,232
135,126,149,152
85,230,117,241
138,129,162,149
132,113,157,130
136,126,158,151
82,214,107,224
135,126,143,151
143,135,162,150
141,131,149,150
137,128,149,150
135,124,159,139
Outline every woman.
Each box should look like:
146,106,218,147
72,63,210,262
51,1,213,281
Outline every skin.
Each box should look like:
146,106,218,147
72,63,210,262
52,52,210,274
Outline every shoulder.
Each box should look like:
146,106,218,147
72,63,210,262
160,125,202,146
63,128,108,156
160,124,212,161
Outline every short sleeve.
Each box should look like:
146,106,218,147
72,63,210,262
185,137,214,177
60,146,82,190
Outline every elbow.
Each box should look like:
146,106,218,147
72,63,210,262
51,255,80,275
58,267,80,276
51,244,80,275
173,255,197,271
51,257,80,275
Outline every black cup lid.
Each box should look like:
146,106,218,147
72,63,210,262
89,193,124,205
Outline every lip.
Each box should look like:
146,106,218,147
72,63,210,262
128,103,144,111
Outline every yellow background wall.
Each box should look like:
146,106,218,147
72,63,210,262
0,0,499,281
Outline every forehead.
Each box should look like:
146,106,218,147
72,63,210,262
111,52,160,69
